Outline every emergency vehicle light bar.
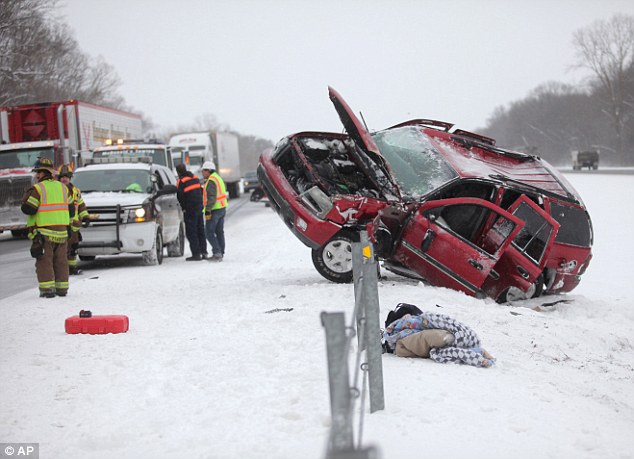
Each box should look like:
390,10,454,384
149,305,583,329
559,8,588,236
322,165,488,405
84,156,152,165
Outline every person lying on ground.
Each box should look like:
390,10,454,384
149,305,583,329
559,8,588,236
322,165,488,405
383,308,495,368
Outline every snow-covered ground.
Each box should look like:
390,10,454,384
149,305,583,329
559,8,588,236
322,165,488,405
1,173,633,459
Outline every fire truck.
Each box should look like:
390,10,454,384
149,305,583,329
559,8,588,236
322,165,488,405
0,101,142,237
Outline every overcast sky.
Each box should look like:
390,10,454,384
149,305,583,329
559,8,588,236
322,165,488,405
60,0,634,143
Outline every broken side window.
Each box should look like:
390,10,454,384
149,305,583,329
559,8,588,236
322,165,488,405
511,202,554,263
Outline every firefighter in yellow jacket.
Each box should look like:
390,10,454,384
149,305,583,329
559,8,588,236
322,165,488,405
58,164,90,275
21,158,75,298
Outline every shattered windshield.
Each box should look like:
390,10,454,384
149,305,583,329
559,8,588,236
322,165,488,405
372,126,457,198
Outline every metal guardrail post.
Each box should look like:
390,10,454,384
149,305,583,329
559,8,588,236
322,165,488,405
321,311,354,452
352,239,365,350
358,232,385,413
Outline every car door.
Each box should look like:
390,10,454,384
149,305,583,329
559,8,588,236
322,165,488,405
391,197,525,298
504,194,560,279
153,168,179,242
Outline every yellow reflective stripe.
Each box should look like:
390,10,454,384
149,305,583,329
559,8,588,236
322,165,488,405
36,182,46,201
39,281,55,289
27,196,40,207
55,281,69,289
37,228,68,240
38,204,69,211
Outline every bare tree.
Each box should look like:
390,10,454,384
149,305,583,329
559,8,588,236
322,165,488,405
572,14,634,160
0,0,124,108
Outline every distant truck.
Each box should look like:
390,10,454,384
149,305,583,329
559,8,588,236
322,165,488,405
0,100,142,237
169,131,242,198
572,150,599,170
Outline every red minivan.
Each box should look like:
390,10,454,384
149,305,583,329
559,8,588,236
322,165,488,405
258,87,592,302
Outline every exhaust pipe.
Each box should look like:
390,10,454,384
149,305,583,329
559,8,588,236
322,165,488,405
57,104,67,164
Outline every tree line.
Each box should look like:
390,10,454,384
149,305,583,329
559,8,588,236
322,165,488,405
0,0,272,171
480,14,634,167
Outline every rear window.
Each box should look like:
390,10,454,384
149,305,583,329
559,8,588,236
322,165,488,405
549,202,592,247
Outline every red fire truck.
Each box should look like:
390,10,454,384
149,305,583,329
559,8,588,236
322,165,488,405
0,100,142,237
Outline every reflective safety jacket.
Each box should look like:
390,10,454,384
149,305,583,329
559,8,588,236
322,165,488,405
22,178,74,242
204,172,228,213
67,183,88,232
176,172,204,213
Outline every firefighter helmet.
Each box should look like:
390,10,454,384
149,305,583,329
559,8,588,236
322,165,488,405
31,158,56,175
58,164,73,179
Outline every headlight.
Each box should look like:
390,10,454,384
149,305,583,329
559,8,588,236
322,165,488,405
127,204,152,223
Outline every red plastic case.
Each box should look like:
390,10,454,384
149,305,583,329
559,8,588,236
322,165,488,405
65,314,129,335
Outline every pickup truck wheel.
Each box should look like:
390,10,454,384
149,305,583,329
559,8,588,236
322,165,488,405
167,223,185,257
143,229,163,265
11,229,28,239
311,232,355,283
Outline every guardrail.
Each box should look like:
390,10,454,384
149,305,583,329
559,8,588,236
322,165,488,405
321,231,383,459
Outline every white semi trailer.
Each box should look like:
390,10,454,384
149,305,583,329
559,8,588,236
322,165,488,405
169,131,242,198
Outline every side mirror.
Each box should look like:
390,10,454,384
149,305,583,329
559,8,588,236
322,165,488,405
152,184,177,200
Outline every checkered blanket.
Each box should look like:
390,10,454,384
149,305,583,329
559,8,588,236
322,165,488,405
384,311,491,367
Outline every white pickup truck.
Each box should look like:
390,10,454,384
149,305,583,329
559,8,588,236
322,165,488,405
73,157,185,265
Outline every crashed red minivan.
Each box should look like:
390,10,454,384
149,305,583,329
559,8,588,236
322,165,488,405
258,87,593,302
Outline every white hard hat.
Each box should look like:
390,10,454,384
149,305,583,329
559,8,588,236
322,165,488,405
202,161,216,171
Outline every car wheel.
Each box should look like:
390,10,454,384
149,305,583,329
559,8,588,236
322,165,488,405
79,255,96,261
167,222,185,257
496,274,544,303
311,232,356,283
250,189,263,202
11,229,28,239
527,273,545,299
496,286,525,304
143,229,163,265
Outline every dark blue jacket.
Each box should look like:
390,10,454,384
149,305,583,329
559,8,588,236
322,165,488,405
176,172,203,213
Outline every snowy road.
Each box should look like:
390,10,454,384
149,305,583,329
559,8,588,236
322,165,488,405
1,174,633,459
0,196,251,300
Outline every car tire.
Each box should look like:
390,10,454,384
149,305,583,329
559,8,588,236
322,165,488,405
250,189,263,202
79,255,96,261
528,273,545,299
11,229,28,239
167,222,185,257
143,229,163,265
496,274,544,303
311,231,356,283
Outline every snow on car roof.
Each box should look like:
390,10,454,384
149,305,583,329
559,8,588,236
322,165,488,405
428,131,577,201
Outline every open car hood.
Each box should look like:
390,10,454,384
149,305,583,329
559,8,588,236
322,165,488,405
329,86,381,155
328,87,401,201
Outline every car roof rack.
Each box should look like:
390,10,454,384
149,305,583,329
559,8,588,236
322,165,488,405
387,119,454,132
